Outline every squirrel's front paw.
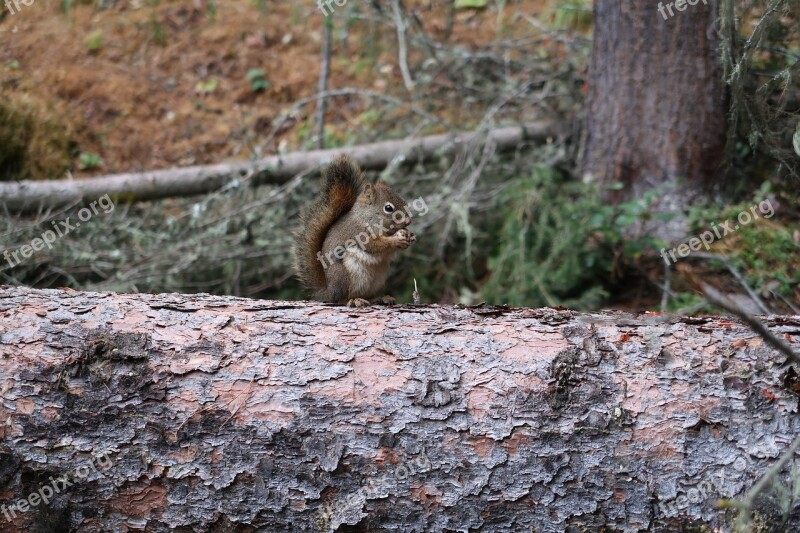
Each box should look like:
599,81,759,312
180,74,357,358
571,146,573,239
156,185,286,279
392,229,417,249
347,298,371,308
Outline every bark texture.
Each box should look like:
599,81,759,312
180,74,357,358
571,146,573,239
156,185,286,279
0,122,555,214
583,0,726,202
1,287,799,532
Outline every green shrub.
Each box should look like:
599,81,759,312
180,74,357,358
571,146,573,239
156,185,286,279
481,166,659,309
688,190,799,302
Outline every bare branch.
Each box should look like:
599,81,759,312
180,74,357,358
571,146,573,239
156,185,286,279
694,252,772,315
315,16,333,150
391,0,415,91
0,122,555,213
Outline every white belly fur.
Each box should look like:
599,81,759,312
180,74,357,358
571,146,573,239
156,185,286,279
343,247,394,298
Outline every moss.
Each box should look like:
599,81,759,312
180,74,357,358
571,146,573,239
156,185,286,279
689,194,800,303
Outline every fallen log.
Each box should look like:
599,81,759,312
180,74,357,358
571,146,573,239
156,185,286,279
0,286,799,532
0,122,555,214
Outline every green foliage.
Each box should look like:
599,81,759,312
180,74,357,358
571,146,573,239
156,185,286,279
454,0,488,9
149,19,167,47
147,0,167,47
295,120,351,150
289,4,304,25
550,0,593,32
248,0,268,14
60,0,98,18
685,185,799,307
205,0,217,22
194,78,219,96
61,0,73,17
732,221,798,298
78,151,103,170
84,30,103,53
246,68,270,92
666,292,708,314
480,166,659,309
691,204,798,299
356,109,381,128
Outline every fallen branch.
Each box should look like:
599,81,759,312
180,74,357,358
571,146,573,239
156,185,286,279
0,121,556,214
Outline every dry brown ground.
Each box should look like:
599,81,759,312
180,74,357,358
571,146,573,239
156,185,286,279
0,0,551,179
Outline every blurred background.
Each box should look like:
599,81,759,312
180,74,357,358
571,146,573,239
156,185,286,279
0,0,798,313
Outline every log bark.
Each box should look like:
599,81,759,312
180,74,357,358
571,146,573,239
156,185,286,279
0,122,555,214
1,287,799,532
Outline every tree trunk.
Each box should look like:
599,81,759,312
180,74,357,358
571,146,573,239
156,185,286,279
1,287,799,532
583,0,726,217
0,122,555,214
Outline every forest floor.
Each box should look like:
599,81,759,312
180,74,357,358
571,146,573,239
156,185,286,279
0,0,550,179
1,1,796,315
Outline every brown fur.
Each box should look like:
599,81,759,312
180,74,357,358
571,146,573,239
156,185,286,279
294,155,364,292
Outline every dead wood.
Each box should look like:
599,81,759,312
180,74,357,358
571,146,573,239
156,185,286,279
0,286,799,532
0,122,555,214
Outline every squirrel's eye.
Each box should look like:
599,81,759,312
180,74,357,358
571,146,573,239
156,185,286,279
384,203,395,214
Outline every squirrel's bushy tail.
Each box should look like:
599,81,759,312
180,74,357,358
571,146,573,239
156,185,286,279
293,155,364,293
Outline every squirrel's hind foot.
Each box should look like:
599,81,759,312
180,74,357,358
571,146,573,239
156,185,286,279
372,295,397,306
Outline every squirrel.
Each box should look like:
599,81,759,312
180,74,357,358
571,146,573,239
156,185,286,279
293,155,417,307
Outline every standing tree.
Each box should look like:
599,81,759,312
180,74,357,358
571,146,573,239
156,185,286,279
583,0,727,225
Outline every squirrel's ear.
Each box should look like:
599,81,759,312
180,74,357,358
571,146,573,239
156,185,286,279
376,181,389,190
359,182,376,205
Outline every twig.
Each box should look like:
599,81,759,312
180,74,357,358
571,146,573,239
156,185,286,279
435,136,496,257
722,434,800,523
774,291,800,315
694,252,772,315
391,0,415,91
732,0,786,81
701,283,800,366
741,434,800,508
220,376,256,429
189,168,312,230
661,262,671,312
758,45,800,62
315,16,333,150
177,376,257,435
259,88,452,156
